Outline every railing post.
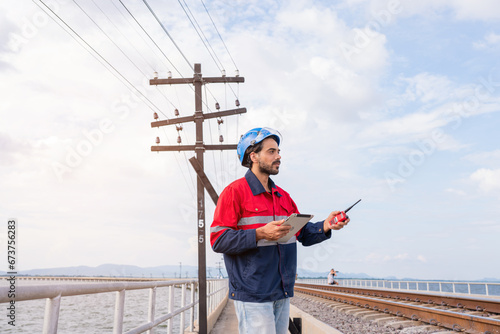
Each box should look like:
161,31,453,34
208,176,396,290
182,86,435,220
190,282,195,332
113,289,126,334
180,284,186,334
147,287,157,334
42,294,61,334
168,285,174,334
208,281,212,314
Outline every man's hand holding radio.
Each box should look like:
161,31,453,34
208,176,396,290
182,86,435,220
324,211,350,232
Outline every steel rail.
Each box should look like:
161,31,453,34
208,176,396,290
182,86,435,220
296,283,500,314
295,285,500,334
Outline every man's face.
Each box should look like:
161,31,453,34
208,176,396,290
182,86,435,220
252,137,281,175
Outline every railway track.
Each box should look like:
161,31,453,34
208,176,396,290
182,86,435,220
294,283,500,334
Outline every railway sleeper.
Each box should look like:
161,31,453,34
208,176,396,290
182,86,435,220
385,319,425,330
331,305,362,312
361,313,396,321
370,316,403,325
343,309,378,317
400,325,442,333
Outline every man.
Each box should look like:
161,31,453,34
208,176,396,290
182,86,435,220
210,127,350,334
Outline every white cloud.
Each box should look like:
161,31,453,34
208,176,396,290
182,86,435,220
450,0,500,21
470,168,500,193
1,0,500,281
446,188,467,196
394,253,409,260
416,255,427,263
365,252,410,263
342,0,500,21
401,73,453,103
473,32,500,49
464,150,500,166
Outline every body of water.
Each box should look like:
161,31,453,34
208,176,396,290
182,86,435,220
0,280,197,334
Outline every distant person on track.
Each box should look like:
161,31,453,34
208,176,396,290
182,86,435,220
210,127,351,334
327,268,339,285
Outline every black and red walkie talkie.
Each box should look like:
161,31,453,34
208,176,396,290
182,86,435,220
332,199,361,225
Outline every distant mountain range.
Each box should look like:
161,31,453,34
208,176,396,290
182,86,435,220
2,264,498,282
2,263,373,279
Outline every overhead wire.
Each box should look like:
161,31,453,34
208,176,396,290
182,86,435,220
198,0,240,101
112,0,193,123
33,0,165,117
87,0,181,116
37,0,244,196
108,0,198,198
142,0,193,72
176,0,241,116
118,0,209,119
118,0,184,77
118,0,205,190
142,0,244,182
125,0,242,184
140,0,237,115
161,128,197,197
36,0,197,193
90,0,156,73
178,0,224,72
199,0,238,71
111,0,170,70
72,0,178,119
117,0,199,170
204,85,220,190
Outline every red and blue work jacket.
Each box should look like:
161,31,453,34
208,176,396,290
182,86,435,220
210,170,331,302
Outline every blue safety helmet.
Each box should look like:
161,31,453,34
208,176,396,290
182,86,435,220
237,127,282,167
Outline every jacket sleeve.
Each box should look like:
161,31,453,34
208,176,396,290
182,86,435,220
287,195,331,246
297,220,332,246
210,186,257,255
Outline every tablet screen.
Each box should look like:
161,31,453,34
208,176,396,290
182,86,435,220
277,213,314,243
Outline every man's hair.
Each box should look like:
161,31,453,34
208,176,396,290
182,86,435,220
242,136,279,168
243,141,264,168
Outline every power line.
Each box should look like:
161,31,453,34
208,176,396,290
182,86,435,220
160,128,197,196
118,0,217,117
142,0,193,72
200,0,239,71
118,0,183,77
73,1,154,86
87,0,180,117
91,0,156,73
178,0,224,72
139,0,237,110
33,0,164,116
111,0,170,71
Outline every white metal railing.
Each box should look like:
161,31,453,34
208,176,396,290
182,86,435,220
296,278,500,298
0,278,228,334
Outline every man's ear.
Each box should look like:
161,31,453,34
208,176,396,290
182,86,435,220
250,151,259,164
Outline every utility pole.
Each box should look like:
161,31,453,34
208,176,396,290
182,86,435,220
150,63,245,334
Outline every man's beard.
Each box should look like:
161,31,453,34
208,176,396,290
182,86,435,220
258,160,280,175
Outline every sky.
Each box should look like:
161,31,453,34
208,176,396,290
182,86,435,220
1,0,499,281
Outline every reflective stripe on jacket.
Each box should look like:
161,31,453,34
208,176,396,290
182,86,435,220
210,169,331,302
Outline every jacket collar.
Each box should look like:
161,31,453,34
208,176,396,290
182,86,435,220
245,169,282,197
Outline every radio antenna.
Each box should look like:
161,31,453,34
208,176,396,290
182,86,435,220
345,199,361,213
